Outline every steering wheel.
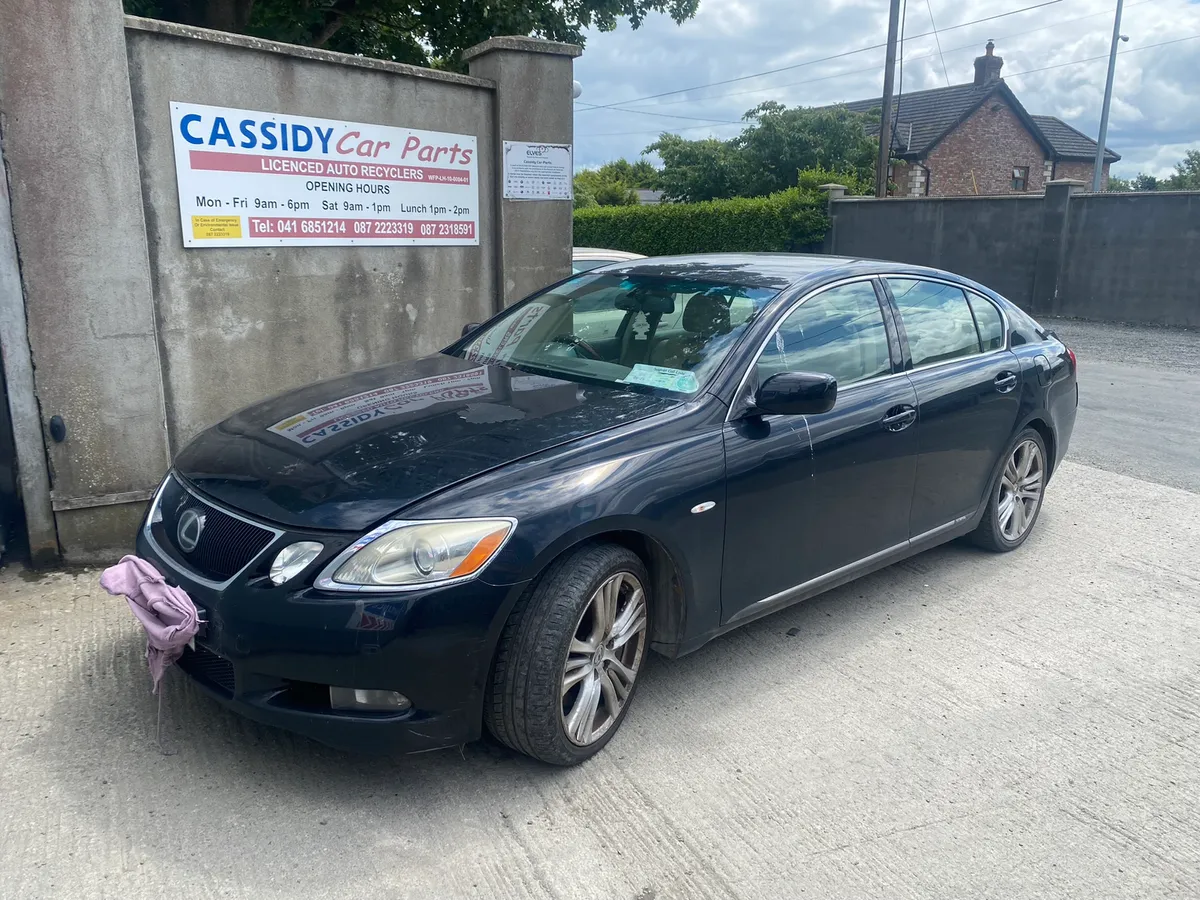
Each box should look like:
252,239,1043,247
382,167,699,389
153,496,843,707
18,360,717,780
551,334,604,360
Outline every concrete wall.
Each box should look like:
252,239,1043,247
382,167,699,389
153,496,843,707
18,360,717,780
0,1,579,562
826,182,1200,327
0,0,171,561
825,194,1045,310
1057,191,1199,325
126,20,498,449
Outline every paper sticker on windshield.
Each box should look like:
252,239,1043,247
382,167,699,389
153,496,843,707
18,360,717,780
621,364,699,393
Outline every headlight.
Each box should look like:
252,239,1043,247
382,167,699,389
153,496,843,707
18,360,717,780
270,541,325,585
316,519,515,591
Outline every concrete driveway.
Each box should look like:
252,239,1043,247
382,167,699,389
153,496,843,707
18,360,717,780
2,325,1198,900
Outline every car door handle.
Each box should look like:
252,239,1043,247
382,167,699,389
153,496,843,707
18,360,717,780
994,371,1018,393
881,406,917,432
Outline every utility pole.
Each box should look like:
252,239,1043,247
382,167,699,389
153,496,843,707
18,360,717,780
875,0,903,198
1092,0,1125,191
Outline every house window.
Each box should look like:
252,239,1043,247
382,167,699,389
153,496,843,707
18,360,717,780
1012,166,1030,191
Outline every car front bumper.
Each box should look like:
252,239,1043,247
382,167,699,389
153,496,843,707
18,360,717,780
135,528,527,755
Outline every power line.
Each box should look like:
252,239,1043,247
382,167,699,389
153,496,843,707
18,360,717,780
925,0,953,86
609,0,1160,112
574,0,1066,113
1003,31,1200,78
576,29,1200,139
573,102,742,125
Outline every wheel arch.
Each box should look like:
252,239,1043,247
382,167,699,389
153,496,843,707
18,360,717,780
1021,415,1057,480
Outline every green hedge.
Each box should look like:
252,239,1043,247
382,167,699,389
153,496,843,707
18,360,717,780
572,188,829,256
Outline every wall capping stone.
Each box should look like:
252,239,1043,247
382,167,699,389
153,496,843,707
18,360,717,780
125,15,496,90
463,36,583,61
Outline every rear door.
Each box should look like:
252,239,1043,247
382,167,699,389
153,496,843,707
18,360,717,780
882,277,1023,537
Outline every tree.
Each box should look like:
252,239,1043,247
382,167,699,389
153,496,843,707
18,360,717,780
646,103,876,202
573,169,639,207
1165,150,1200,190
124,0,701,70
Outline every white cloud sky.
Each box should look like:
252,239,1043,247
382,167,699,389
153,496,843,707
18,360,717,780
571,0,1200,178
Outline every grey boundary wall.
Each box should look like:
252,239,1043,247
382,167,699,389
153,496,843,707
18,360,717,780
0,0,578,563
824,180,1199,328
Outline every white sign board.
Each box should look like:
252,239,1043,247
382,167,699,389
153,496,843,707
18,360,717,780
503,141,573,201
170,101,479,247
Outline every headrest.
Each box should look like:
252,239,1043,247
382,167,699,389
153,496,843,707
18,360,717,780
615,290,676,315
682,294,731,337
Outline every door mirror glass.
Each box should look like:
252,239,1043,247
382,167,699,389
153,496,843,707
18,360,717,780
461,322,481,337
754,372,837,416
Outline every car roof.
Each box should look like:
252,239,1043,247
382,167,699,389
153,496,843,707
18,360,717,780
595,253,993,296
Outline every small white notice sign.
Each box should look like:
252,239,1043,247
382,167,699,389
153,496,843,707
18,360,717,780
503,141,573,200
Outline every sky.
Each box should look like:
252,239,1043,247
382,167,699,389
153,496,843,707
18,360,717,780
571,0,1200,179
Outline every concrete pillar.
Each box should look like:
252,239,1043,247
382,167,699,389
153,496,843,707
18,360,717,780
0,139,57,563
1030,178,1085,316
0,0,170,562
465,36,581,308
819,184,847,254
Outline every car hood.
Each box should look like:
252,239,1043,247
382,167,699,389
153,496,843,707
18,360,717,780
173,354,678,531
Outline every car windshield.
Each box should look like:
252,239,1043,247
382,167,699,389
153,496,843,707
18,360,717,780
450,272,780,395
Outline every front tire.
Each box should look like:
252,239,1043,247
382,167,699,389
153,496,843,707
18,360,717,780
485,543,650,765
972,428,1048,552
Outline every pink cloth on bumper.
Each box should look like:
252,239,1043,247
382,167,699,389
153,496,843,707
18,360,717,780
100,555,199,693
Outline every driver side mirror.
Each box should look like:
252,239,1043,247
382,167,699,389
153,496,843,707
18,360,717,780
753,372,837,416
461,322,481,337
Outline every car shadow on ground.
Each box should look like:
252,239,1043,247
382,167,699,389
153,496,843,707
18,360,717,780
28,527,1033,890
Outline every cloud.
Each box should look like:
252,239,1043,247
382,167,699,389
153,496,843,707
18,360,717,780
572,0,1200,178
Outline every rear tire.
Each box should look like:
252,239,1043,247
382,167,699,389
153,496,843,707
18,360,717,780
485,543,650,765
972,428,1047,552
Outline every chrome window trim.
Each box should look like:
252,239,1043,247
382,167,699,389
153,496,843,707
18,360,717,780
725,273,1014,423
142,473,285,591
313,516,519,594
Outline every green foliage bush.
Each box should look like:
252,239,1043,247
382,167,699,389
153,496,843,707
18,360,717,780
573,185,830,256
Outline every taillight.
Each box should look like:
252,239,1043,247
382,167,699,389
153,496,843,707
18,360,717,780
1066,347,1077,373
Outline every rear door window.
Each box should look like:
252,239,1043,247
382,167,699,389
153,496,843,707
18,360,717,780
887,278,982,367
966,293,1006,351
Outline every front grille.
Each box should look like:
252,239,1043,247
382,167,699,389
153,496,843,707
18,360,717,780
153,476,275,582
177,643,236,695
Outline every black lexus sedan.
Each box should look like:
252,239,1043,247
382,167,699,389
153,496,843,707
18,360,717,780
137,254,1077,765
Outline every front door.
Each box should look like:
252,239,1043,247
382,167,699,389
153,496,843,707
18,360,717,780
882,278,1023,536
721,279,919,624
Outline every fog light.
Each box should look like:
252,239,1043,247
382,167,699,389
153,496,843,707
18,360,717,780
270,541,324,585
329,687,411,712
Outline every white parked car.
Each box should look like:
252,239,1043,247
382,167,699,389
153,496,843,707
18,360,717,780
572,247,644,274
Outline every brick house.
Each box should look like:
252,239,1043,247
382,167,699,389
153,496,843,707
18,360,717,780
841,42,1120,196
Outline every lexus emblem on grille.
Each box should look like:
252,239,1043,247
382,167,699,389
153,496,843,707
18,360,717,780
177,508,207,553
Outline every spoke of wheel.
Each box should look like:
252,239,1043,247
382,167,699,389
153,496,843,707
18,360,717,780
595,576,618,638
1004,455,1019,487
1011,494,1026,535
566,672,601,743
605,655,637,692
562,657,592,695
598,667,622,714
569,636,595,656
1017,443,1033,479
998,495,1016,533
610,588,647,650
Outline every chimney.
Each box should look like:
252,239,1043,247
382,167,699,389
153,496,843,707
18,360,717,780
973,40,1004,85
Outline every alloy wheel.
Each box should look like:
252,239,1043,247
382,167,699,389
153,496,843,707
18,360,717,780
560,571,648,746
997,439,1044,541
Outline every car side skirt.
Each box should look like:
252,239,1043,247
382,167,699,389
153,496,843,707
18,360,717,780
676,510,984,656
